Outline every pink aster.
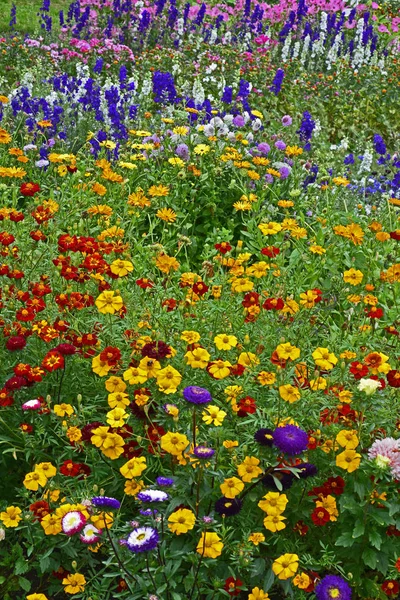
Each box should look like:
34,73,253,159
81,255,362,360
368,438,400,480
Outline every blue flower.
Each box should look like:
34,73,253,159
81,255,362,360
183,386,212,405
91,496,121,510
272,425,309,455
126,527,159,553
315,575,352,600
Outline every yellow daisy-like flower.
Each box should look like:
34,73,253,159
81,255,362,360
263,514,286,532
336,449,361,473
309,245,326,254
23,471,48,491
202,405,227,426
257,371,276,385
95,290,123,314
285,146,303,157
258,492,288,516
160,432,189,456
123,367,148,385
272,553,299,580
248,532,265,546
208,359,232,379
110,259,134,277
40,513,62,535
258,222,282,235
279,384,301,403
0,506,22,528
168,508,196,535
156,365,182,394
194,144,211,155
248,587,269,600
156,208,177,222
214,333,238,351
220,477,244,498
181,330,201,343
168,157,185,167
62,573,86,595
120,456,147,479
148,184,169,197
336,429,359,449
196,532,223,558
237,456,263,482
312,347,338,370
233,200,252,211
343,268,363,285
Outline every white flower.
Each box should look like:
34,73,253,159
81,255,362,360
357,378,382,395
0,528,5,541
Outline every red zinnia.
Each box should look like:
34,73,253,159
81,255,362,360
6,335,27,351
263,297,284,310
261,246,280,257
192,282,209,296
215,242,232,254
381,580,399,596
311,506,330,526
20,182,41,197
224,577,243,597
366,307,384,319
387,370,400,388
242,291,260,308
136,277,154,289
60,459,80,477
41,350,64,372
349,361,369,379
236,395,256,417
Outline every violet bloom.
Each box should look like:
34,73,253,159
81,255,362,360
183,386,212,405
272,425,309,455
91,496,121,510
193,446,215,459
126,527,159,553
315,575,352,600
279,166,290,179
282,115,292,126
175,143,189,161
257,142,270,154
233,115,245,127
265,173,273,184
275,140,286,150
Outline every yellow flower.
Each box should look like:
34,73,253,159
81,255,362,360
293,573,312,589
105,376,127,393
40,513,62,535
106,407,128,427
92,355,112,377
279,384,301,403
172,126,189,135
53,403,74,417
138,357,161,378
332,176,350,186
95,290,123,314
275,343,300,361
237,456,263,482
123,366,148,385
316,495,339,521
309,245,326,254
285,145,303,157
257,371,276,385
161,432,189,456
343,268,363,285
248,587,269,600
108,391,130,409
208,359,232,379
196,532,223,558
185,347,210,368
27,594,49,600
66,427,82,442
194,144,211,155
272,553,299,580
101,433,125,459
258,222,282,235
233,200,252,211
120,456,147,479
23,471,47,491
214,333,238,351
181,330,201,343
124,479,144,496
223,440,239,449
156,208,177,222
336,449,361,473
312,347,338,370
168,157,185,167
237,352,260,368
0,506,22,528
156,365,182,394
202,405,227,426
110,259,134,277
336,430,359,449
148,184,170,197
220,477,244,498
258,492,288,516
155,253,180,273
35,462,57,478
62,573,86,595
168,508,196,535
91,426,111,448
263,514,286,532
248,532,265,545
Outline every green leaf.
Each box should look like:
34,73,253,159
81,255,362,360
352,520,365,538
263,569,275,591
376,552,389,576
251,558,265,577
362,548,377,570
18,577,31,592
368,530,382,550
14,558,29,575
39,555,51,574
335,531,354,548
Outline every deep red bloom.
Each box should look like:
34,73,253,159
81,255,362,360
389,230,400,240
55,343,76,356
29,500,50,521
224,577,243,596
387,526,400,537
311,506,330,526
192,282,209,296
381,581,399,596
261,246,280,257
122,440,143,459
162,298,177,311
0,388,14,406
387,370,400,388
20,182,41,197
293,520,309,536
366,307,384,319
16,308,35,322
136,278,154,289
242,291,260,308
100,346,121,365
237,395,256,417
263,297,284,310
270,350,287,368
230,363,245,376
41,350,65,372
141,341,171,359
349,361,369,379
6,335,27,351
20,423,33,434
60,459,81,477
0,232,15,246
395,558,400,573
215,242,232,254
324,476,345,495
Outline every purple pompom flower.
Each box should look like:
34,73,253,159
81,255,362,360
193,446,215,459
275,140,286,150
282,115,292,126
137,490,169,503
315,575,352,600
91,496,121,510
183,386,212,405
126,527,159,552
257,142,270,154
156,476,174,487
272,425,309,455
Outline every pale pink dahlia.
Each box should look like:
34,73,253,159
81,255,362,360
368,438,400,480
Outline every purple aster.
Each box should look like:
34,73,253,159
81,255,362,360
272,425,309,455
265,174,273,184
137,490,169,503
296,463,318,479
140,508,158,516
261,471,294,490
215,497,242,517
257,142,270,154
233,115,245,127
156,476,174,487
91,496,121,510
282,115,292,126
315,575,352,600
126,527,159,552
193,446,215,459
279,166,290,179
275,140,286,151
254,428,274,447
183,386,212,405
175,143,189,161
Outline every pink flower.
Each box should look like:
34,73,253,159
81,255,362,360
368,438,400,480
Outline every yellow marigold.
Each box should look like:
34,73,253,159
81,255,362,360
156,208,177,222
40,513,62,535
110,259,134,277
278,200,294,208
272,553,299,580
108,391,130,409
208,359,232,379
336,430,359,450
258,222,282,235
336,449,361,473
181,330,201,343
248,532,265,546
100,433,125,459
248,587,269,600
257,371,276,385
91,182,107,196
168,508,196,535
62,573,86,595
310,244,326,254
120,456,147,479
106,376,127,393
312,347,338,370
196,532,223,558
148,184,169,197
87,204,113,216
293,573,312,589
92,355,112,377
279,384,301,403
220,477,244,498
155,253,180,274
156,365,182,394
66,427,82,442
124,479,144,496
123,366,148,385
285,146,303,157
332,176,350,186
202,405,227,426
343,268,363,285
258,492,288,516
275,342,300,361
53,403,74,417
0,506,22,528
237,456,263,482
231,277,254,293
23,471,47,491
223,440,239,449
95,290,123,314
161,432,189,456
233,200,252,211
128,188,151,207
237,352,259,368
214,333,237,351
316,495,339,520
263,514,286,532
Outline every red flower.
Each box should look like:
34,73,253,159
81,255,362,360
136,278,154,289
381,581,399,596
387,370,400,388
236,395,256,417
224,577,243,596
29,500,50,521
389,230,400,240
366,307,384,319
192,282,209,296
293,520,309,536
20,422,33,433
20,182,41,197
395,558,400,573
16,308,35,322
162,298,177,311
242,291,260,308
215,242,232,254
6,335,27,351
100,346,121,366
60,459,81,477
55,343,76,356
0,388,14,406
324,476,345,495
270,350,287,368
41,350,65,372
263,297,284,310
311,506,330,526
349,361,369,379
261,246,280,257
230,364,245,376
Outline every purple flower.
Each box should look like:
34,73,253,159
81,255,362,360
91,496,121,510
279,166,290,179
261,471,294,490
137,490,169,503
183,386,212,405
126,527,159,552
315,575,352,600
193,446,215,459
175,143,189,161
265,174,273,184
156,476,174,487
272,425,309,455
275,140,286,151
257,142,270,154
140,508,158,516
254,428,274,446
233,115,245,127
296,463,318,479
282,115,292,126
